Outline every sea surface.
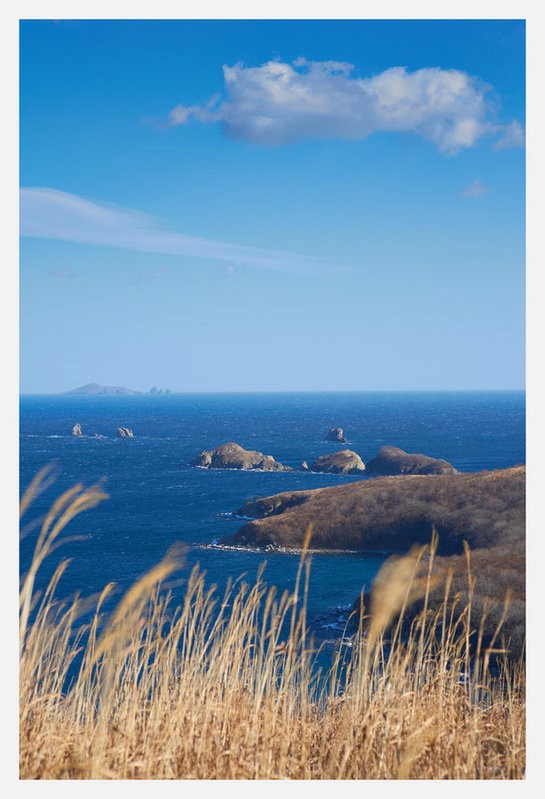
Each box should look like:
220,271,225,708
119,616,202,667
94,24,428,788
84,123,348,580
20,391,525,665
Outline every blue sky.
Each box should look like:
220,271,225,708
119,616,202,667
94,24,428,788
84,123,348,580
19,18,525,393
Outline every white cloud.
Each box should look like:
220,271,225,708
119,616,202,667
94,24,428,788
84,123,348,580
493,119,525,150
20,187,323,274
168,59,524,155
461,179,492,199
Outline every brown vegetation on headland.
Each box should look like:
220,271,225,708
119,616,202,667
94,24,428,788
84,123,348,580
224,466,525,658
19,468,525,779
227,466,525,553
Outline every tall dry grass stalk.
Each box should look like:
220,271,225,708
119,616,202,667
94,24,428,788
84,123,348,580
19,473,525,779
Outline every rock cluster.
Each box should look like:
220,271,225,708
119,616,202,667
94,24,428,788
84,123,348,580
149,386,172,395
71,423,129,438
189,440,457,479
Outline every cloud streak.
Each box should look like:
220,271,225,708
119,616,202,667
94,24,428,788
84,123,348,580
20,187,324,274
461,179,492,199
168,59,524,154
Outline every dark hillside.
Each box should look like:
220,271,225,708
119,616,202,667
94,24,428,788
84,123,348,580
359,541,526,659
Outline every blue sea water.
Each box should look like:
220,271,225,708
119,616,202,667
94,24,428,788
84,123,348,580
19,391,525,659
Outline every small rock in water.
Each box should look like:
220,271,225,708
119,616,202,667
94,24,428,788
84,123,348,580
72,423,83,437
117,427,134,438
326,427,348,443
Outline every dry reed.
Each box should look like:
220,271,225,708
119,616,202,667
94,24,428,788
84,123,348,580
19,472,526,779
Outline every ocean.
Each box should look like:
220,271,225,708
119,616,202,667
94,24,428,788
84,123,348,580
19,390,525,660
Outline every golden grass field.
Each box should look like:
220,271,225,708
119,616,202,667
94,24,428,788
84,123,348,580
19,467,525,779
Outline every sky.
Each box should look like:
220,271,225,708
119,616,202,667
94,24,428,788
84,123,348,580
19,17,526,393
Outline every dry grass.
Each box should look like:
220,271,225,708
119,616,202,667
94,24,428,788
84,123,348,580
19,470,526,780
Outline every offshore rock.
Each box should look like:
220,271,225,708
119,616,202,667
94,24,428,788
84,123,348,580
72,423,83,437
191,442,292,472
117,427,134,438
310,449,365,474
365,446,457,475
325,427,348,443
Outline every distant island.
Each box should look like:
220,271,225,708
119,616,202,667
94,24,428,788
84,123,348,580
64,383,172,396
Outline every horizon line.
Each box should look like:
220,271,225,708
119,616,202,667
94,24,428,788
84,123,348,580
20,388,526,396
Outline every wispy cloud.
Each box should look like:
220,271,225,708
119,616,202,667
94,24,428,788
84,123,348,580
167,59,525,155
20,187,325,274
461,179,492,199
492,119,525,150
47,267,77,279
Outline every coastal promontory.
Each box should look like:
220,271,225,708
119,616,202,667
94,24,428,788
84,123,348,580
223,465,525,657
191,442,292,472
222,466,524,554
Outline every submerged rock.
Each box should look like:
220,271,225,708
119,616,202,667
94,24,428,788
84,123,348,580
310,449,365,474
365,446,457,475
191,442,291,472
72,423,83,437
117,427,134,438
325,427,348,443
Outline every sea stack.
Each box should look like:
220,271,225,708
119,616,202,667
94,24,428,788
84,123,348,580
325,427,348,443
72,423,83,437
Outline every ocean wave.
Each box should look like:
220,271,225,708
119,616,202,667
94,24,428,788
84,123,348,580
218,512,257,521
322,637,354,647
195,542,361,555
192,465,294,474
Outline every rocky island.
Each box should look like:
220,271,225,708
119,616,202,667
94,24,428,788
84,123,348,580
65,383,142,396
308,450,365,474
365,445,457,475
191,442,292,472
